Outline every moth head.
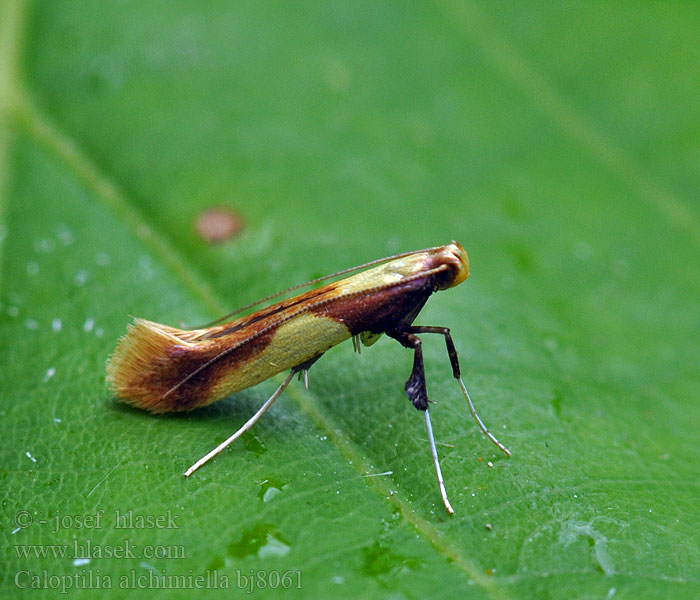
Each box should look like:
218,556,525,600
433,241,469,290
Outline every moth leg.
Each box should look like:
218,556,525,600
424,408,454,515
388,330,429,410
184,354,326,477
297,368,310,389
404,326,460,377
184,370,296,477
295,353,323,391
405,326,511,457
388,329,454,514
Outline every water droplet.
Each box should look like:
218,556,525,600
361,540,424,577
35,238,56,253
243,433,267,456
56,225,75,246
258,477,288,502
52,319,62,332
26,262,39,276
258,535,291,558
83,318,95,333
138,256,154,279
227,524,291,559
262,488,280,502
74,270,90,286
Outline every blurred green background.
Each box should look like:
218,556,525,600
1,1,699,598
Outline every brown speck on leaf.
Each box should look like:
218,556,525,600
195,207,244,243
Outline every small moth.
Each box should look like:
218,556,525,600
107,241,510,514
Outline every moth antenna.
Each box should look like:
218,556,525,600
193,243,446,328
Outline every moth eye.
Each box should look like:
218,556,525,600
434,267,455,290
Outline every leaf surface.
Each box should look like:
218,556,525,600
1,1,699,598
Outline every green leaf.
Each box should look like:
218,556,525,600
2,1,699,598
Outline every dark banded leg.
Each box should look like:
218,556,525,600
404,326,511,457
388,330,430,409
388,329,454,514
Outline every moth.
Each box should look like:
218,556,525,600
107,241,510,514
